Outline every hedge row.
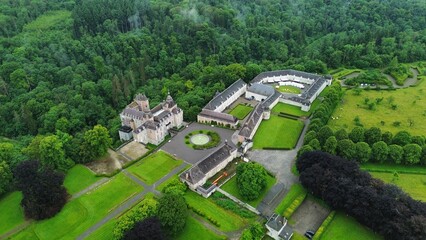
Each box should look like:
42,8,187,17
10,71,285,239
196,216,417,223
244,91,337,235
283,192,307,218
211,192,256,219
312,211,336,240
187,205,221,227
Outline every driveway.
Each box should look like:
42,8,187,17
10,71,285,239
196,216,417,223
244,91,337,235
160,123,237,164
291,198,331,234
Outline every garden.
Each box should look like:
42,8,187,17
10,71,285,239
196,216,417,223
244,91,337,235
228,104,253,120
127,151,183,184
252,115,304,149
184,130,221,150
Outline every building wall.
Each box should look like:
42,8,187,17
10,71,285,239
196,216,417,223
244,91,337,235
308,81,327,103
197,115,237,128
279,98,303,107
245,91,269,102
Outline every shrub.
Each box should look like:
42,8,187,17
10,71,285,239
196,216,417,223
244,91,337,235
283,193,306,218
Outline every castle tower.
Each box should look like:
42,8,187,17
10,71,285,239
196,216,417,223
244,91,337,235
135,93,150,112
164,91,175,110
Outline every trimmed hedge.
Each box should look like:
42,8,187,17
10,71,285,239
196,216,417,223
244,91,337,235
312,211,336,240
211,192,256,219
187,204,221,227
283,193,307,218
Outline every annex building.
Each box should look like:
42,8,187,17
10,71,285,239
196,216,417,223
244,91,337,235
118,93,183,145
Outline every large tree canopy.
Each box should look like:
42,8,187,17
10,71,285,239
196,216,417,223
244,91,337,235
236,162,268,201
157,194,188,236
13,160,68,220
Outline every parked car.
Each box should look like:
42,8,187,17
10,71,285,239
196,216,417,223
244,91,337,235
304,230,315,239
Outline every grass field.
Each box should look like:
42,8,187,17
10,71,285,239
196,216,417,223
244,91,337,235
184,191,251,232
176,216,226,240
271,87,326,117
274,184,307,215
370,172,426,201
221,173,276,207
277,85,301,94
361,163,426,174
328,78,426,135
64,165,102,194
229,104,253,120
11,173,142,239
0,192,25,235
252,116,304,149
321,212,382,240
24,10,71,31
128,151,183,185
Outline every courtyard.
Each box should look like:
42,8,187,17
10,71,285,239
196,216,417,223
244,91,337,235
160,122,236,164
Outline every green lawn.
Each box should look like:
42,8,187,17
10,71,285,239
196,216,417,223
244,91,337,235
176,216,226,240
321,211,382,240
229,104,253,120
361,163,426,174
252,116,304,149
221,173,276,207
11,173,142,239
274,184,307,215
370,172,426,201
277,85,301,94
155,165,190,192
64,165,102,194
184,191,250,232
328,78,426,135
128,151,183,184
85,218,116,240
0,192,25,235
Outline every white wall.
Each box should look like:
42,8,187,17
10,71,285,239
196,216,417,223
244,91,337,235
245,91,268,101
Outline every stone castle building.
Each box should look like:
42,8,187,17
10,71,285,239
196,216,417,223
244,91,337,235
119,93,183,145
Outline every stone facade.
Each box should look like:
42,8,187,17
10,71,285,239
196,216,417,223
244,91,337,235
119,93,183,145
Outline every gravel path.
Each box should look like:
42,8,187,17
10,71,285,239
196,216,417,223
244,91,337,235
71,178,109,200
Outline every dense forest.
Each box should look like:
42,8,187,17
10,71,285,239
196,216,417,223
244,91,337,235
0,0,425,158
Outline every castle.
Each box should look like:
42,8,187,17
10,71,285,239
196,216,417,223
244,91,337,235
118,93,183,145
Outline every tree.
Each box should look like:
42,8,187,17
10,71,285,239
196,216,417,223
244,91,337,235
334,129,348,141
364,127,382,145
392,131,411,146
39,135,74,171
371,141,389,163
13,160,68,220
123,217,165,240
337,139,355,160
157,194,188,236
0,161,13,196
381,131,393,145
323,136,337,155
403,144,422,165
308,139,321,150
161,178,187,196
411,136,425,146
297,145,314,158
241,222,264,240
81,125,112,162
354,142,371,163
421,145,426,165
388,144,403,164
317,126,334,146
303,130,317,145
349,126,364,143
113,198,158,240
236,162,267,200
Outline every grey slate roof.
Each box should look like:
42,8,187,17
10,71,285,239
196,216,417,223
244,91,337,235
180,143,235,185
247,83,275,97
266,213,285,231
135,93,148,101
279,225,293,240
238,104,264,138
122,108,146,120
204,79,246,110
199,109,238,124
143,121,160,130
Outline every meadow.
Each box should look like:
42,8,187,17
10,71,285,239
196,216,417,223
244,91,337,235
252,116,304,149
0,192,25,235
328,78,426,135
370,172,426,201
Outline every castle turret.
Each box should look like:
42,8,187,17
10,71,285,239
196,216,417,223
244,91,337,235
135,93,150,112
163,91,175,110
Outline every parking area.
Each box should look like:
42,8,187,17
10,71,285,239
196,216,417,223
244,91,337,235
291,198,331,234
160,122,237,164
